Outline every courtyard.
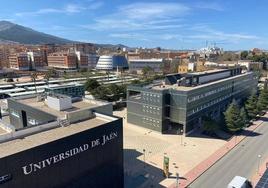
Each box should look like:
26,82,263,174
113,108,227,188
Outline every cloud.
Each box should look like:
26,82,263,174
109,33,151,41
194,2,224,11
118,2,190,20
15,1,103,16
187,24,259,43
83,2,188,32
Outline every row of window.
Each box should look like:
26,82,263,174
142,92,161,103
187,84,252,116
188,93,232,116
142,105,161,115
142,117,160,128
188,84,233,103
188,78,252,103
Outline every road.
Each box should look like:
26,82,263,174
189,120,268,188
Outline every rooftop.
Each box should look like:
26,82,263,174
0,114,118,158
187,69,227,75
17,97,101,118
0,127,7,135
129,59,163,62
152,72,253,92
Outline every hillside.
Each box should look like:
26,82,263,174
0,21,72,44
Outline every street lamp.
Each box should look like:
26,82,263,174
143,149,146,168
176,172,179,188
180,129,184,146
258,154,262,174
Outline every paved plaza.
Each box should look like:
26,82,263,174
113,108,227,188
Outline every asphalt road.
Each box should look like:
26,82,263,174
189,120,268,188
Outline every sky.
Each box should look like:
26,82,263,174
0,0,268,50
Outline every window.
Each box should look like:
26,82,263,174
28,117,39,126
10,109,20,118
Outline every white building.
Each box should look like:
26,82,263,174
128,59,163,74
96,55,128,71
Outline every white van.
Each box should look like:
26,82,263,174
227,176,252,188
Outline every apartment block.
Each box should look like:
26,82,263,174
47,52,77,70
27,52,46,70
9,52,29,70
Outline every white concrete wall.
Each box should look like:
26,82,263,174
47,96,72,111
0,121,58,143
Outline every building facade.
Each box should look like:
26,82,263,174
47,53,77,70
27,52,46,70
96,55,128,71
88,54,99,69
0,94,123,188
127,68,258,135
128,59,163,73
9,52,29,70
45,84,85,99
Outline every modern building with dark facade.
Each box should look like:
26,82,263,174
0,94,123,188
127,67,258,135
45,83,85,99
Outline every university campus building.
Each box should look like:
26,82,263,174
0,92,123,188
127,67,258,135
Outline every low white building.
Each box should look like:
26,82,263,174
128,58,163,73
238,60,263,71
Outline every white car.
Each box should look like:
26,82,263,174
227,176,252,188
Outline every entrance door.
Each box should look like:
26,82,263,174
21,110,27,128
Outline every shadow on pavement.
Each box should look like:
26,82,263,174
187,128,229,140
124,149,166,188
258,116,268,122
238,129,262,137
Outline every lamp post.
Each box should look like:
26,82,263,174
180,129,184,146
143,149,146,168
258,154,262,174
176,172,179,188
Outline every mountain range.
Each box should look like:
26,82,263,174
0,21,74,44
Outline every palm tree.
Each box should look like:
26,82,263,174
44,70,52,89
31,72,38,94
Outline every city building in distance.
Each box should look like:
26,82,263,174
128,58,164,74
0,92,123,188
127,67,258,135
47,52,78,71
96,55,129,71
9,52,29,70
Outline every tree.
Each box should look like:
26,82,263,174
202,116,219,135
84,79,100,92
224,101,243,133
91,85,110,100
31,72,38,94
44,70,52,89
142,66,153,78
240,107,249,127
245,91,259,119
257,87,268,113
240,51,249,60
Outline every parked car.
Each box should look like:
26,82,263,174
227,176,252,188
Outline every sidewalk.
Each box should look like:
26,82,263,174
169,117,265,188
